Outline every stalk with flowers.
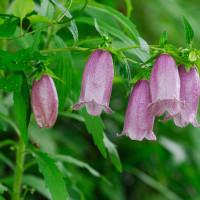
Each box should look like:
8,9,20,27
0,0,199,199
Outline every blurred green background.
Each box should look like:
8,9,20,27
1,0,200,200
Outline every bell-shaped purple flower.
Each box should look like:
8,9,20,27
118,80,156,141
71,49,114,116
174,65,200,127
149,54,183,121
31,74,58,129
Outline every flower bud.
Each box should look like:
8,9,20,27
31,74,58,129
118,80,156,141
149,54,183,121
71,49,114,116
174,65,200,127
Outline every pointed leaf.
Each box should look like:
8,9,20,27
159,30,167,48
81,107,107,158
33,150,68,200
103,133,122,172
28,15,54,24
53,36,72,109
183,16,194,47
13,72,30,144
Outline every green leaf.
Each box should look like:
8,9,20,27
51,0,78,42
159,30,167,48
0,50,11,70
9,48,48,71
13,72,30,144
32,0,54,52
0,104,9,131
183,16,194,48
0,152,15,170
77,17,148,62
22,175,51,199
0,72,23,93
28,15,54,24
0,18,18,37
129,167,183,200
0,18,4,25
53,36,72,109
119,58,131,82
81,107,107,158
50,154,101,177
94,18,107,37
33,150,68,200
0,184,8,195
103,133,122,172
11,0,34,20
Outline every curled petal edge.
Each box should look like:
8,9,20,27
71,100,114,116
148,99,184,122
174,114,200,128
117,130,157,141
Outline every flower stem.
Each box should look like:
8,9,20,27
40,46,90,53
12,136,26,200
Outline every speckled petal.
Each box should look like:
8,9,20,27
31,75,58,129
174,65,200,127
71,49,114,116
118,80,156,141
149,54,183,121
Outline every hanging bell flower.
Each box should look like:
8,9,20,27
71,49,114,116
118,80,156,141
174,65,200,127
149,54,183,121
31,74,58,129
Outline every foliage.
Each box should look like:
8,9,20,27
0,0,200,200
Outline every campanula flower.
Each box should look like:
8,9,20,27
31,74,58,129
118,80,156,141
174,65,200,127
149,54,183,121
71,49,114,116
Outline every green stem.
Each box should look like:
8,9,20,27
12,137,26,200
118,45,160,52
75,37,102,45
40,46,90,53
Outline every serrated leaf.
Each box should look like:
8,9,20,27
53,36,72,109
28,15,55,24
33,150,68,200
13,72,30,144
11,0,34,20
0,72,23,93
103,133,122,172
51,0,78,42
0,18,18,37
159,30,167,48
183,16,194,48
81,107,107,158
